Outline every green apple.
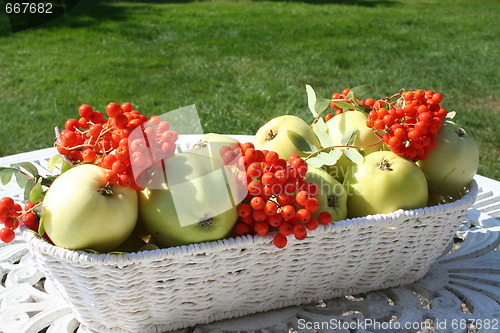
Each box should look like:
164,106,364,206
253,115,321,160
304,166,347,222
417,120,479,196
326,111,383,182
42,164,138,252
344,151,428,218
138,152,240,247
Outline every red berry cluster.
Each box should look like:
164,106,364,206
366,89,447,160
0,197,41,243
226,143,332,249
56,103,178,190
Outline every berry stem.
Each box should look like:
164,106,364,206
305,139,384,159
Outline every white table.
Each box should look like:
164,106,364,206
1,138,499,333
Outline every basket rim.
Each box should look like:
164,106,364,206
24,180,478,266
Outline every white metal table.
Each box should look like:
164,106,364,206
0,138,499,333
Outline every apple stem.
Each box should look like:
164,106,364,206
199,218,213,228
266,129,278,141
99,185,114,197
377,157,393,171
327,195,338,208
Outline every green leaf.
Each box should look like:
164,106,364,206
61,162,74,174
306,84,317,117
355,105,371,113
314,98,331,115
23,179,36,201
48,154,63,172
332,100,354,110
15,172,31,188
317,151,340,166
38,213,45,236
41,175,57,187
328,149,343,162
0,167,18,185
14,162,39,178
287,130,318,155
344,148,364,164
29,182,45,203
348,84,375,100
341,128,359,146
312,122,333,148
305,156,324,168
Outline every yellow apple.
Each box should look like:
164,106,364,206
42,164,138,252
344,151,428,218
417,120,479,196
253,115,320,160
304,166,347,222
138,152,240,247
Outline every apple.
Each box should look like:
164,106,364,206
252,115,321,160
42,164,138,252
343,151,428,218
138,152,240,247
326,111,383,182
417,120,479,196
304,166,347,222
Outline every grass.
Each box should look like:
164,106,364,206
0,0,498,179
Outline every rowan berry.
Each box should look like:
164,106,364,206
237,203,252,218
305,198,320,212
273,233,287,249
234,222,251,236
281,205,296,221
295,209,311,223
264,201,278,216
261,172,276,186
23,212,39,231
0,197,15,209
295,190,310,206
105,170,118,185
252,209,267,222
268,214,283,227
293,223,307,240
248,181,263,196
279,222,293,236
118,174,133,187
250,196,265,211
253,221,269,236
106,103,123,118
78,104,93,119
274,169,287,183
65,118,80,131
305,217,319,230
0,227,15,243
318,211,332,225
81,148,96,163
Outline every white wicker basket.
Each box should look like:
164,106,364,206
23,179,477,333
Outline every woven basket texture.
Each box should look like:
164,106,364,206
24,180,478,333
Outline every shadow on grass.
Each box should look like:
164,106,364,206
0,0,398,36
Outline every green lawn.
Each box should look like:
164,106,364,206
0,0,498,179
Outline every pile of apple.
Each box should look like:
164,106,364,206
0,85,479,253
